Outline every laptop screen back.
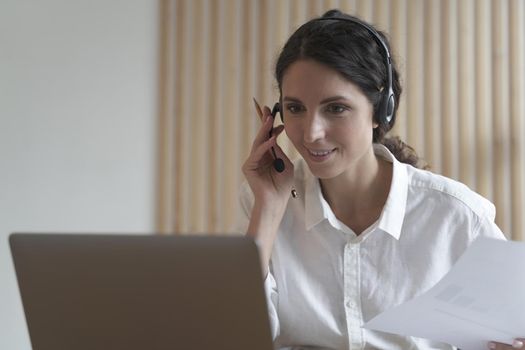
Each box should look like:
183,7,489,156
10,233,273,350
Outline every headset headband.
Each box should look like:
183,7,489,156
315,16,395,124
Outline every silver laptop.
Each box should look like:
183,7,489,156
9,233,274,350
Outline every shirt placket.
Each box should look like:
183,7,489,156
343,241,363,350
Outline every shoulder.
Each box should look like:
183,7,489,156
405,165,496,221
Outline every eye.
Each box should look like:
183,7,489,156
325,103,350,115
285,103,305,114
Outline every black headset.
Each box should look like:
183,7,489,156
328,16,396,126
270,16,395,173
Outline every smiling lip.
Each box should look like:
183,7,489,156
306,147,336,162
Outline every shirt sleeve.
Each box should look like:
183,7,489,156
470,198,507,241
263,268,280,340
234,181,280,340
231,182,253,234
474,214,507,241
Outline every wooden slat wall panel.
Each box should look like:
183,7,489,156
156,0,173,233
475,0,494,203
158,0,525,240
389,0,408,141
406,0,425,156
509,0,525,241
441,0,460,180
207,0,220,232
492,0,512,235
458,0,476,187
424,0,441,171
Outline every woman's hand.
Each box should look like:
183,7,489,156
488,338,525,350
242,100,294,205
242,99,295,273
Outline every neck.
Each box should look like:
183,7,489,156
319,151,392,234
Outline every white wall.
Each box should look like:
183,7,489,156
0,1,159,348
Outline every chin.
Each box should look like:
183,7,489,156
305,161,341,180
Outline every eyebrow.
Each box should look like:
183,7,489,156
282,95,350,104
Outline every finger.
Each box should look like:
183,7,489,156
243,135,275,173
513,339,525,349
252,106,283,147
251,115,274,149
272,124,285,137
488,341,504,350
248,135,279,167
263,105,273,130
246,125,284,169
488,339,525,350
252,98,274,129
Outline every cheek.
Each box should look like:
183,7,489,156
334,121,372,146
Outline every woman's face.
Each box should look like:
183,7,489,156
282,59,378,180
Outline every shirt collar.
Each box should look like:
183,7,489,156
304,169,329,230
302,144,408,239
374,144,407,240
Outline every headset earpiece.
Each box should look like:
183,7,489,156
385,88,395,124
317,16,395,126
381,88,396,124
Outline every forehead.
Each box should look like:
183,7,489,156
281,59,364,101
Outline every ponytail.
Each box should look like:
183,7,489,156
380,136,429,170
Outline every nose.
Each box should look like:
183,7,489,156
303,112,325,143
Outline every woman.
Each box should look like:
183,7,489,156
239,9,520,350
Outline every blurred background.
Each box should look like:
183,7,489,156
1,0,524,348
1,1,158,348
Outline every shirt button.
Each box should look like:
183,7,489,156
346,300,356,308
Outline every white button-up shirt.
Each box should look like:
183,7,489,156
236,144,505,350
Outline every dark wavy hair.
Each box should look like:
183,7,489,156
275,9,428,169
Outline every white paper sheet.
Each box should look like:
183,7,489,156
363,237,525,350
